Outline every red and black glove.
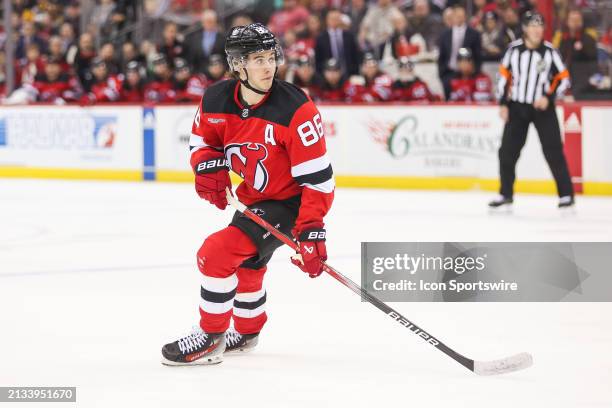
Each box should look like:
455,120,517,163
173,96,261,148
291,226,327,278
193,151,231,210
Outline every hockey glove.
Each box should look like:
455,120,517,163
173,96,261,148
193,151,231,210
291,226,327,278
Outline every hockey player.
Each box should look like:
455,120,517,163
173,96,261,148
318,58,347,102
448,48,493,102
32,58,81,104
173,58,207,102
119,61,145,102
80,57,121,104
161,23,334,366
290,55,323,100
205,54,229,85
391,57,438,102
345,53,393,102
144,54,176,103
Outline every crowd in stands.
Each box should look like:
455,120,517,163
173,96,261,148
0,0,610,105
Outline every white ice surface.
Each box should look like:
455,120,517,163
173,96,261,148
1,179,611,408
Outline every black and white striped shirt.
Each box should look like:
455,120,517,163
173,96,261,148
497,39,570,105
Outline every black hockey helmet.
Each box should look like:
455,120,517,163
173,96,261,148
324,58,341,71
398,56,414,70
522,11,544,27
174,57,190,71
457,47,473,61
225,23,284,94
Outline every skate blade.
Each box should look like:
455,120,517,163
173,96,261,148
224,346,256,355
559,206,577,217
488,205,513,215
161,354,223,366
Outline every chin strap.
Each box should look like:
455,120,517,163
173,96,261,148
240,68,268,95
239,66,279,96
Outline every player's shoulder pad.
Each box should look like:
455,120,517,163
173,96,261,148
202,79,238,113
264,80,311,127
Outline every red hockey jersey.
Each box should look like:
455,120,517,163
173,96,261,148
190,79,334,231
345,74,393,102
174,74,207,102
449,73,493,102
392,78,437,102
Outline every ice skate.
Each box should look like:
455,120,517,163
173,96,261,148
224,328,259,354
488,195,513,213
161,326,225,366
558,196,576,216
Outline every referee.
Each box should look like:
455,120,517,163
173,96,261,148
490,11,575,210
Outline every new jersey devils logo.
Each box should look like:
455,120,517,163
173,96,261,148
225,143,269,192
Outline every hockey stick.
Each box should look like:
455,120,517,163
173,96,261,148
225,188,533,375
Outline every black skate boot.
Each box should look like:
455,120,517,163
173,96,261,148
224,328,259,354
161,326,225,366
558,196,575,209
488,195,513,212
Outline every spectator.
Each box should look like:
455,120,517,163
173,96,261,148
437,4,482,99
185,9,226,74
315,9,361,76
58,23,76,55
63,2,81,35
80,57,121,104
303,14,323,46
309,0,329,22
290,55,323,99
67,32,96,91
46,36,71,72
554,9,599,99
32,58,81,104
120,61,145,102
229,13,254,28
159,22,186,65
498,7,522,49
442,7,454,29
99,42,120,75
172,58,207,103
319,58,348,101
482,0,517,18
406,0,444,52
384,13,422,61
469,0,488,30
285,14,321,61
90,0,126,43
144,54,176,103
481,11,503,61
268,0,310,38
15,21,47,60
358,0,403,59
344,0,368,37
448,47,492,102
204,54,228,85
392,56,438,102
0,51,6,100
119,42,145,71
345,52,393,102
